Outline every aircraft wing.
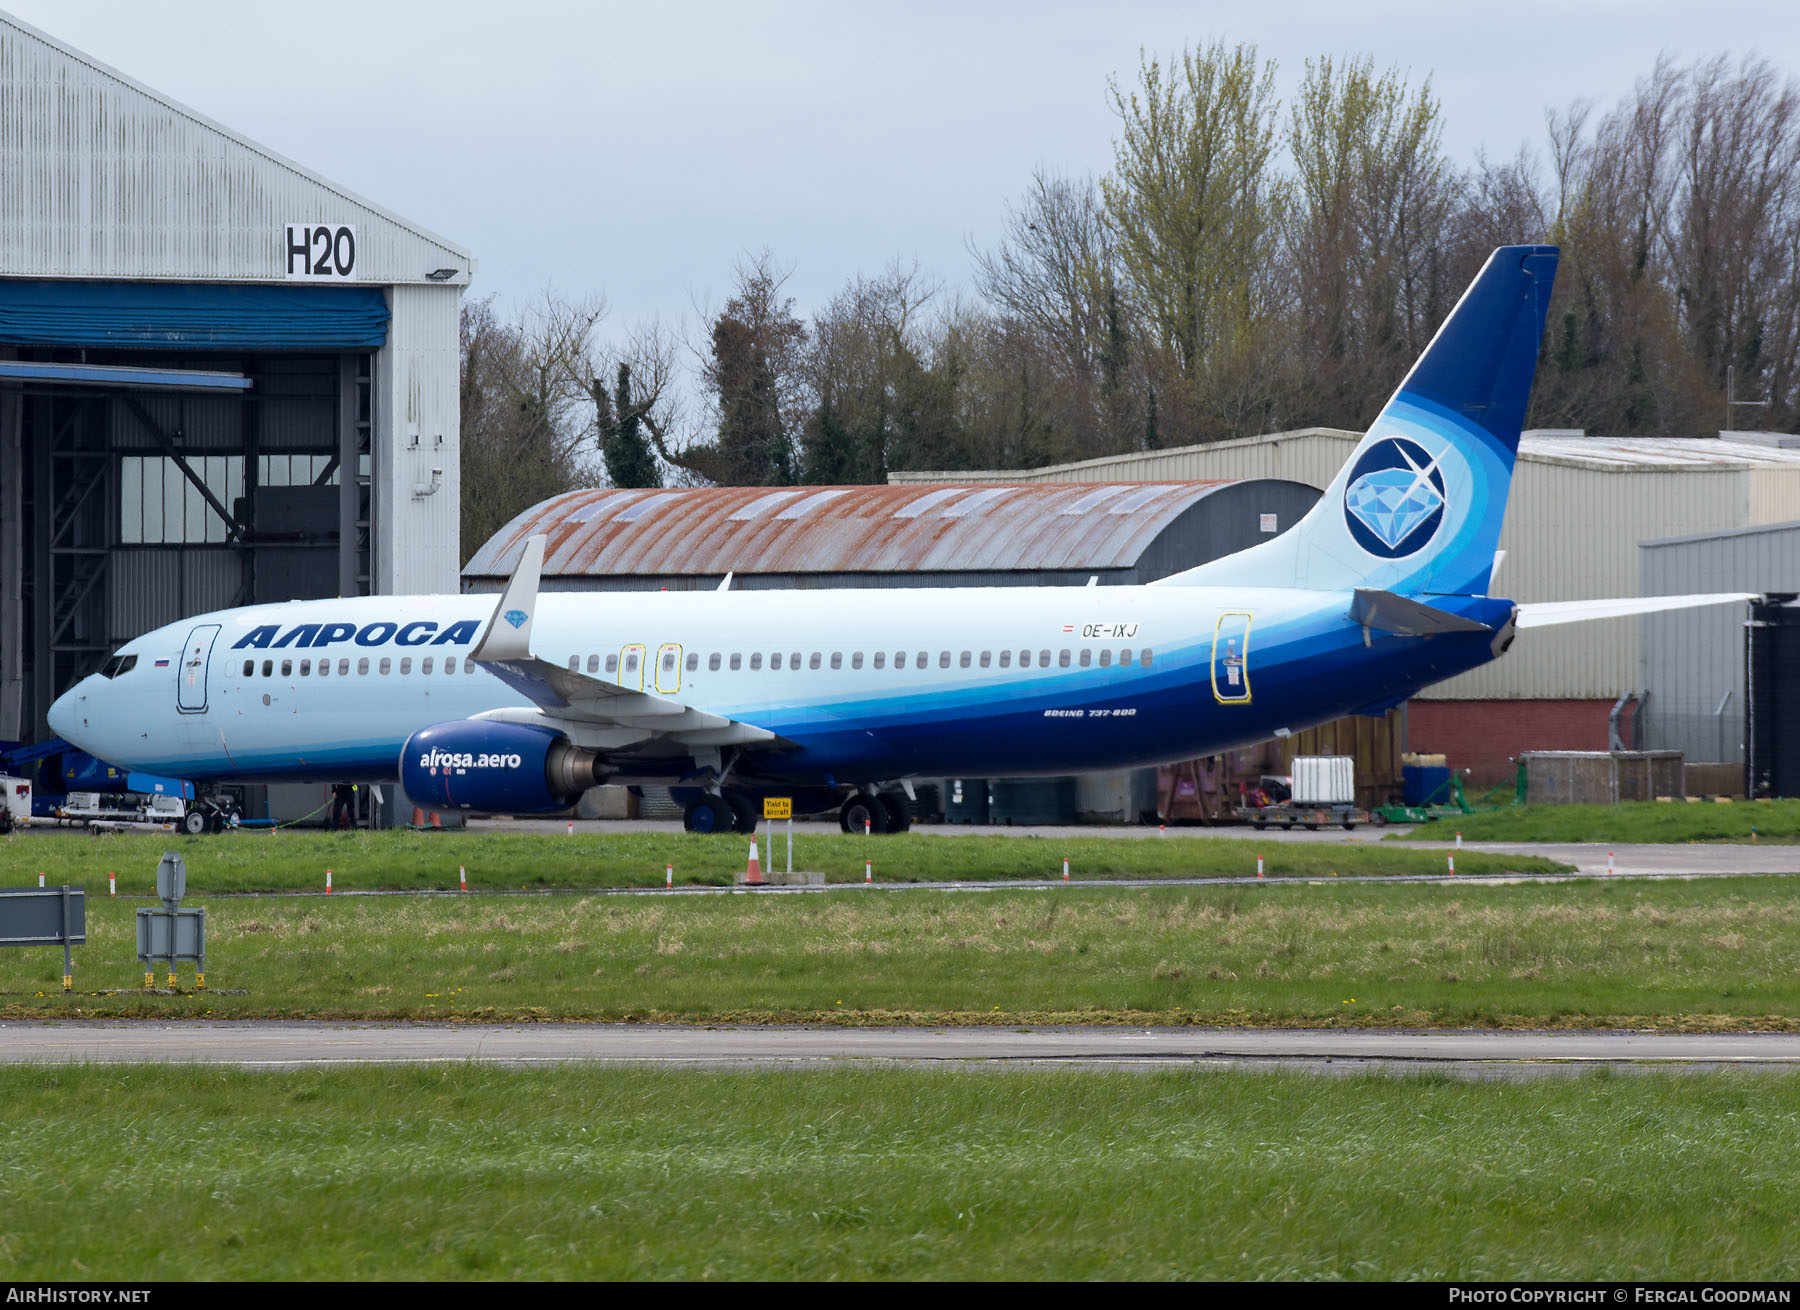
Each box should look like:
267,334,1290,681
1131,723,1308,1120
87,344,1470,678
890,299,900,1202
1513,593,1758,629
466,534,784,754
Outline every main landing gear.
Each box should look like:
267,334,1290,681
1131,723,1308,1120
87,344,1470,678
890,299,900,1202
838,792,911,834
681,791,764,834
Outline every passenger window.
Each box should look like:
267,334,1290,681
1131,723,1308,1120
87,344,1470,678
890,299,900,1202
400,657,412,675
300,659,312,676
892,651,904,669
1017,650,1029,668
686,653,699,672
1079,650,1092,667
810,652,822,670
443,658,456,675
1120,649,1132,667
998,650,1010,668
709,653,722,671
357,658,370,676
1098,649,1112,667
379,658,391,675
939,651,951,669
730,653,742,670
916,651,927,669
978,651,990,668
868,651,880,669
606,654,619,674
829,652,842,670
278,660,290,678
1141,649,1153,666
959,651,971,668
771,653,783,671
587,654,600,673
1058,650,1071,667
790,652,801,670
422,656,434,675
751,653,763,670
1042,650,1053,666
261,660,273,678
568,656,579,672
849,652,861,669
242,660,253,677
318,660,330,678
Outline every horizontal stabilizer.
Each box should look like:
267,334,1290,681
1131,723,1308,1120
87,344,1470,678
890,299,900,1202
1351,588,1493,635
1514,593,1758,630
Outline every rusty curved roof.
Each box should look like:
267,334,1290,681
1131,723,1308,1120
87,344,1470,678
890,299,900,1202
463,482,1248,579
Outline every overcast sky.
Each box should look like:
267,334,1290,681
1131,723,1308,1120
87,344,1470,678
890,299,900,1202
8,1,1800,343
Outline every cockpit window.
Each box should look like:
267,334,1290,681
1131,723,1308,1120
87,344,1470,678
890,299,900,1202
100,655,137,679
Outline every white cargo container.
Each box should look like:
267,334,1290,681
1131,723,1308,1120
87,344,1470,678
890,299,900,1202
1291,756,1356,805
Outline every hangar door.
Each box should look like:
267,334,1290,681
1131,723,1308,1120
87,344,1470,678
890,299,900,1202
0,280,389,743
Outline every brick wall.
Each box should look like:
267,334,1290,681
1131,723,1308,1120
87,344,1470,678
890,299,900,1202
1407,699,1638,786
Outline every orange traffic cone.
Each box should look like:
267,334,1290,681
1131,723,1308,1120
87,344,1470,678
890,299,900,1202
744,838,765,886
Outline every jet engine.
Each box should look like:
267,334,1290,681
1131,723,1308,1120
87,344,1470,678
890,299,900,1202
399,720,608,813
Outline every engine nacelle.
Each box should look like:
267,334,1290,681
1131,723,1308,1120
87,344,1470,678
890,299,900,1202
400,720,607,814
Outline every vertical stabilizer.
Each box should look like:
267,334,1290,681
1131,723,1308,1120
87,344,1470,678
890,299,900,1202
1154,245,1558,596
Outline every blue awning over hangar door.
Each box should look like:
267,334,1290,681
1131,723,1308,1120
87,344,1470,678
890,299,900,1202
0,281,390,350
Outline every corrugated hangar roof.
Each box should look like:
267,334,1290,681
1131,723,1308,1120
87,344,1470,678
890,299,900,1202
465,482,1247,580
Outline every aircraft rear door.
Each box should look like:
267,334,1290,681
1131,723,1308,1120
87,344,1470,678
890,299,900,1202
1211,613,1252,704
177,623,221,713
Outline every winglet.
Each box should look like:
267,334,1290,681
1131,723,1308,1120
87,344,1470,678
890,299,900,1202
470,534,546,663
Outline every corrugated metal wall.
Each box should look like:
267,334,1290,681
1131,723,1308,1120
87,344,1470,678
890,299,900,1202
108,548,243,643
0,15,469,285
376,284,462,594
1640,523,1800,763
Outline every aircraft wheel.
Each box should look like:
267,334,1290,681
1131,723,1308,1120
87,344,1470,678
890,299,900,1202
876,793,912,833
683,795,732,834
725,793,759,834
841,795,889,835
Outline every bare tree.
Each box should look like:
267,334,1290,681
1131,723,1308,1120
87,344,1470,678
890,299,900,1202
458,291,607,563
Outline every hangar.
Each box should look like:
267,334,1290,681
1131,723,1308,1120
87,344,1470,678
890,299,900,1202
893,428,1800,785
0,13,470,758
462,480,1322,593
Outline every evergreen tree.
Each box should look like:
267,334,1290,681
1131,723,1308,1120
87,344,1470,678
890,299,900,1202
595,362,662,489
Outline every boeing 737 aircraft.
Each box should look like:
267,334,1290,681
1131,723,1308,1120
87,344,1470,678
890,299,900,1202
46,246,1751,833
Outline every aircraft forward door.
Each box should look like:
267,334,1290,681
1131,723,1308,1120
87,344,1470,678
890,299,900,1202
619,644,646,691
177,623,221,714
655,644,682,695
1211,614,1252,704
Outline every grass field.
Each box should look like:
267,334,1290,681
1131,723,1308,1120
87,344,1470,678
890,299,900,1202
1,1062,1794,1280
7,876,1799,1027
1396,798,1800,844
0,826,1567,892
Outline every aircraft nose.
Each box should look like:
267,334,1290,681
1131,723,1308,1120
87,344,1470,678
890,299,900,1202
47,683,85,745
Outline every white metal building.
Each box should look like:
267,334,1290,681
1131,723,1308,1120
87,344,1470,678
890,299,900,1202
0,12,471,745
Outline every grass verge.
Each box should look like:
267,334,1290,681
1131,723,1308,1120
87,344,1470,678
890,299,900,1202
5,877,1798,1027
1,826,1566,893
1,1063,1795,1280
1393,798,1800,844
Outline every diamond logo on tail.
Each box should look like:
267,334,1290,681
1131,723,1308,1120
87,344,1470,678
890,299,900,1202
503,610,529,629
1342,437,1448,558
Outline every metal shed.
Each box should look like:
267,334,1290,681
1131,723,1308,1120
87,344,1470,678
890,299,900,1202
0,13,471,746
1639,520,1800,766
462,480,1322,593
